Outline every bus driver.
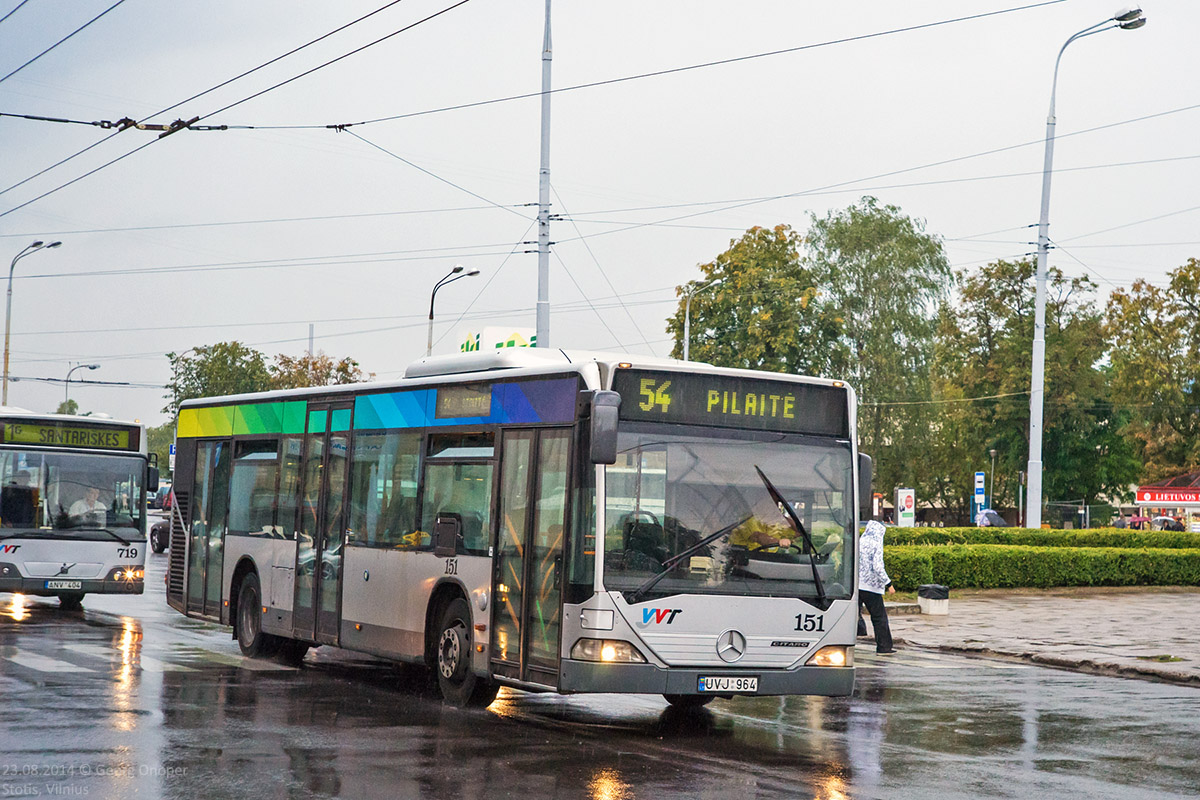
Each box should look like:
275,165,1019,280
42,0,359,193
69,486,107,526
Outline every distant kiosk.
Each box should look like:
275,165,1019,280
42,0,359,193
460,327,537,352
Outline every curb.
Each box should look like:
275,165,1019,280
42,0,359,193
905,641,1200,688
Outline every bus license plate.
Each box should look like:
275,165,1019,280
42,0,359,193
45,580,82,590
698,676,758,693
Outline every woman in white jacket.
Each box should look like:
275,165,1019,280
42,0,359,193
858,520,896,654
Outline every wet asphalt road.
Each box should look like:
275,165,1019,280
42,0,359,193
1,547,1198,800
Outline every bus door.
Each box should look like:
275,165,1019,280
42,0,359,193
186,439,231,619
491,428,571,686
293,401,352,645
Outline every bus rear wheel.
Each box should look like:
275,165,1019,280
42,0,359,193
664,694,714,709
435,598,498,708
58,593,84,611
236,573,279,658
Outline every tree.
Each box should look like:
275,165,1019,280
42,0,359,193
803,197,951,499
270,350,373,390
1105,258,1200,482
932,258,1138,517
55,399,79,415
666,224,844,376
146,422,174,479
163,342,272,416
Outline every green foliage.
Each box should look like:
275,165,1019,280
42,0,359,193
666,224,843,375
804,198,950,497
163,342,272,416
886,527,1200,549
885,544,1200,591
1105,258,1200,482
930,258,1138,514
55,399,79,415
163,343,371,417
146,422,174,478
270,350,372,390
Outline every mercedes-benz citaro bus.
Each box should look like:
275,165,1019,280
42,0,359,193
166,350,869,707
0,408,158,609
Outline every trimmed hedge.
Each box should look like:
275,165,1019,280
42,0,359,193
885,527,1200,550
884,544,1200,591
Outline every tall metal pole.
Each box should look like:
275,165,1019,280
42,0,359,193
683,290,693,362
1025,12,1143,530
535,0,552,348
682,279,719,362
4,240,60,406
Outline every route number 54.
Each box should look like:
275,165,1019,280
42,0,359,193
639,378,672,413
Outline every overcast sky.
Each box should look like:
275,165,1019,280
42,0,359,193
0,0,1193,426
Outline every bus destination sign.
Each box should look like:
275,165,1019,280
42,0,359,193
1,421,135,451
611,369,849,437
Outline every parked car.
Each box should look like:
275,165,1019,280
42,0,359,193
149,482,172,509
149,519,169,553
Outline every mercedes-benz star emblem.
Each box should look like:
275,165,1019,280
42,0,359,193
716,629,747,663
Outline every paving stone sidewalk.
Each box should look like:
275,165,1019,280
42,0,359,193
881,586,1200,686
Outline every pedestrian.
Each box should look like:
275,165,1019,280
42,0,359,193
857,520,896,654
1113,513,1126,529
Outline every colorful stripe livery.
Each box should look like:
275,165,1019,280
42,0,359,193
177,378,579,438
354,378,578,430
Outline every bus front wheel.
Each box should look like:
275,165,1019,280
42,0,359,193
58,593,84,611
236,573,279,658
435,598,498,708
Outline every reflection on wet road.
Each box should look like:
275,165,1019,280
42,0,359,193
1,554,1197,799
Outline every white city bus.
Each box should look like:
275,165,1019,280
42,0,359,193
0,409,156,609
166,351,869,706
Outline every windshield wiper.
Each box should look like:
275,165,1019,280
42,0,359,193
628,514,753,603
70,527,133,546
754,466,828,609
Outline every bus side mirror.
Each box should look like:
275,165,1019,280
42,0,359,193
434,513,462,558
858,453,873,521
589,391,621,465
147,465,160,494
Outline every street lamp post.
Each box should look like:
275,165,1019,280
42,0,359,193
426,265,480,357
1025,7,1145,530
4,240,62,405
65,362,100,406
681,278,721,362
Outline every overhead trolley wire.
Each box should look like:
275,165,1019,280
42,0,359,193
0,0,466,213
0,0,413,199
210,0,1072,131
0,0,32,26
0,0,128,85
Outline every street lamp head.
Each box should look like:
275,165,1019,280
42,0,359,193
1112,7,1142,22
46,241,63,249
990,449,997,458
450,265,464,275
466,269,481,277
1118,15,1146,29
86,364,100,370
30,241,44,249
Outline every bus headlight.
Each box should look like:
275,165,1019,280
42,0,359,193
806,645,853,667
570,638,647,663
107,567,144,582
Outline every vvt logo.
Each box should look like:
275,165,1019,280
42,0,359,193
0,544,19,553
640,608,682,625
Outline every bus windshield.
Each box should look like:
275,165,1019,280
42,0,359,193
0,450,145,539
603,425,855,602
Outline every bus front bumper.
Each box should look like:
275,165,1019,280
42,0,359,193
558,658,854,697
0,564,144,596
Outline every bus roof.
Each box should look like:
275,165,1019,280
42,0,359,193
176,350,852,410
0,406,144,429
